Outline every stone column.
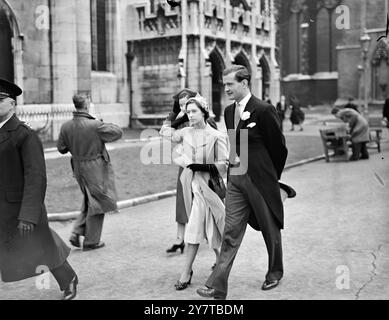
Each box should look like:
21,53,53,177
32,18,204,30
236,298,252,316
51,0,78,103
269,0,280,103
225,0,232,67
75,0,92,94
251,5,259,97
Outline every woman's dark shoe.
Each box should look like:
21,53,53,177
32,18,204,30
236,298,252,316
175,270,193,291
166,241,185,254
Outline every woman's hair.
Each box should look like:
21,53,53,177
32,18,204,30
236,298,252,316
172,88,197,114
185,97,210,120
173,88,197,101
172,99,181,114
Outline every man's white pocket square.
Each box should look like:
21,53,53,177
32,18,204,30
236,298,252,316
247,122,256,128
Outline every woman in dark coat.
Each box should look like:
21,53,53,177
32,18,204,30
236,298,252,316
164,89,217,254
276,95,287,131
289,96,305,131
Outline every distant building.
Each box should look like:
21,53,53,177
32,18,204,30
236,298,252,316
277,0,389,110
127,0,280,124
0,0,128,139
0,0,280,136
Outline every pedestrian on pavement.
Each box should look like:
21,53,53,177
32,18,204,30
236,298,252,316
289,95,304,131
196,65,288,300
344,97,360,113
331,107,369,161
382,97,389,128
276,95,287,131
163,88,217,255
0,78,78,300
160,94,229,291
57,93,123,251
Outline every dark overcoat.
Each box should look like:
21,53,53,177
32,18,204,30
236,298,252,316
225,96,288,229
57,112,123,215
0,115,70,282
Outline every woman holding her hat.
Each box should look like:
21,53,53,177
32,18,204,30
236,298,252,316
160,95,229,290
163,89,217,255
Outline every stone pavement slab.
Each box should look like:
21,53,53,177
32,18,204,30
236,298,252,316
1,146,388,300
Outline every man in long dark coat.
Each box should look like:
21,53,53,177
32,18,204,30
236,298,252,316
57,94,123,251
0,78,78,300
197,65,288,299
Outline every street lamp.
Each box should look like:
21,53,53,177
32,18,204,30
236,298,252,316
357,64,364,111
360,30,371,118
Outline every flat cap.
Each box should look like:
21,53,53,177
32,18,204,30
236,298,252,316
0,78,23,99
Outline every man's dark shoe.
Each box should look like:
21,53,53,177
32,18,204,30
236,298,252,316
196,285,226,300
261,279,280,291
63,275,78,300
69,234,81,248
83,241,105,251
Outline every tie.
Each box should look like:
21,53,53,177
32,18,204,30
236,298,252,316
230,103,241,165
234,102,241,130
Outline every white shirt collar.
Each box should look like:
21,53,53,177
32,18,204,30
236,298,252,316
236,93,252,115
0,113,13,129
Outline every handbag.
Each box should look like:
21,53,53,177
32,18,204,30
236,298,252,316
208,164,226,200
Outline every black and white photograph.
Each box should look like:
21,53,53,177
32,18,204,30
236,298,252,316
0,0,388,306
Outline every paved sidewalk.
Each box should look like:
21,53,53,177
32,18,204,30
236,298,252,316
1,144,388,300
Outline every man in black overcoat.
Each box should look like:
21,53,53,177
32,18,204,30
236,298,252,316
0,78,78,300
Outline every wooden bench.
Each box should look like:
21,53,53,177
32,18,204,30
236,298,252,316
320,117,383,162
367,117,383,153
319,126,351,162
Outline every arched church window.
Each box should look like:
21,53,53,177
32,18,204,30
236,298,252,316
160,47,167,65
145,47,152,66
316,6,339,73
91,0,108,71
153,47,159,66
167,47,174,65
316,7,330,72
372,42,389,100
287,12,300,74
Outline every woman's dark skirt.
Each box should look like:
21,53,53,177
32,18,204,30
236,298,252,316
175,166,188,224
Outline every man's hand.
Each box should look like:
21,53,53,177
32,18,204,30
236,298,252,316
17,221,35,237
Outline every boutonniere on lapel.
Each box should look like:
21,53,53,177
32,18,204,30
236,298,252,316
241,111,250,121
246,122,256,128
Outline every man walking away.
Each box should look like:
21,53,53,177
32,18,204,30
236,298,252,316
57,94,123,251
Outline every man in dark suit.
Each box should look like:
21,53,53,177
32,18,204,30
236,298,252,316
197,65,288,299
0,78,78,300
